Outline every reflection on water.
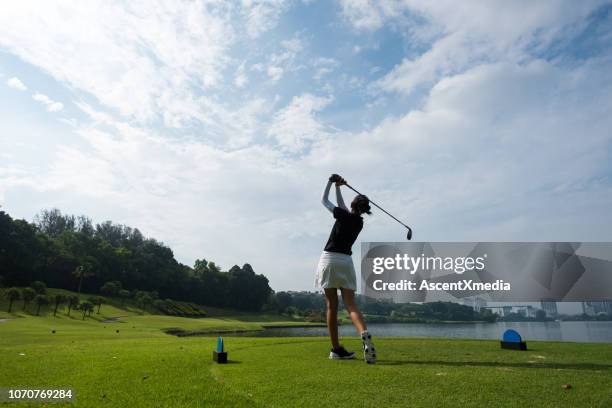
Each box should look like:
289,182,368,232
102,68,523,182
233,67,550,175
255,321,612,343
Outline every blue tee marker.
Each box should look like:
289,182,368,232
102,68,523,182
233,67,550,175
500,329,527,350
213,336,227,363
217,336,224,353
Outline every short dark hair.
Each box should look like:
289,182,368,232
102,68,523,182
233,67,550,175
351,194,371,215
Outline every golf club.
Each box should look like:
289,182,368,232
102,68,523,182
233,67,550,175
344,183,413,240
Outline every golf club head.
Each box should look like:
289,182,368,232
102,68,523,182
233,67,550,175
406,227,412,240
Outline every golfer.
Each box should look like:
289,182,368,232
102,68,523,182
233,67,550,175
316,174,376,364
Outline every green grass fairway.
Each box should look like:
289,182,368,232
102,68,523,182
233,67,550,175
1,309,611,406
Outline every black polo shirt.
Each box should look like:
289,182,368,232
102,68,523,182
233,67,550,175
324,207,363,255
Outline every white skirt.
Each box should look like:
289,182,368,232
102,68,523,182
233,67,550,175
315,251,357,291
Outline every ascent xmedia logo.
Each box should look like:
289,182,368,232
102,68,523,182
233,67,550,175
372,253,487,275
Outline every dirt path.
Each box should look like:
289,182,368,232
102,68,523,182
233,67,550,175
101,316,129,323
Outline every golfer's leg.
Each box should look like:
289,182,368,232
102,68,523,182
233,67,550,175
324,288,340,349
340,288,366,334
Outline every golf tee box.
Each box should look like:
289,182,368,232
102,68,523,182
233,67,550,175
500,329,527,351
213,350,228,364
213,336,227,364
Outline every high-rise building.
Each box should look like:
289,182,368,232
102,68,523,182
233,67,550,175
604,300,612,315
462,297,487,312
540,300,558,317
584,301,612,315
473,297,486,313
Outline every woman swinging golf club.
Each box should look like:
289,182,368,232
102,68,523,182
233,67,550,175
316,174,376,364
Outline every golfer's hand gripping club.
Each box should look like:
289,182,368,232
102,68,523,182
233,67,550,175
329,174,347,185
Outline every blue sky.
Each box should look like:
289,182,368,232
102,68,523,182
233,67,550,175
1,1,612,296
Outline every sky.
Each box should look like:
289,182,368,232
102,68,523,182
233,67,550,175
1,1,612,296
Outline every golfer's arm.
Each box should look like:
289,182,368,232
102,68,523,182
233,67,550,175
321,180,334,213
335,184,348,211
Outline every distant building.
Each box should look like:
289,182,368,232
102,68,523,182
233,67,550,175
482,304,538,318
473,297,486,313
583,301,612,315
527,306,536,318
582,302,595,316
514,305,536,318
604,301,612,315
540,300,558,318
481,306,505,316
461,297,487,312
582,302,592,315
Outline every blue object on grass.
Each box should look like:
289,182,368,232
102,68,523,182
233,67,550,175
502,329,522,343
217,336,224,352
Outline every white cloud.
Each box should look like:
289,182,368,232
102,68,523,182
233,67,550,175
32,92,64,112
0,2,235,125
314,67,333,80
312,57,339,80
251,63,265,72
242,0,288,38
47,102,64,112
268,93,333,152
234,63,248,88
281,37,303,53
6,76,27,91
0,166,39,202
339,0,404,30
32,93,50,103
267,65,284,81
263,37,306,82
371,1,604,95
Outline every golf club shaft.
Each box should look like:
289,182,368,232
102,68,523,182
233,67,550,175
344,183,410,230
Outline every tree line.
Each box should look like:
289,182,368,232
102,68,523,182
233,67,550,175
4,279,207,319
4,280,97,319
0,209,272,312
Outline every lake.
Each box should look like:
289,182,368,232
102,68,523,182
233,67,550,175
256,321,612,343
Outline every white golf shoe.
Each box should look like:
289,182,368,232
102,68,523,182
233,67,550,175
361,330,376,364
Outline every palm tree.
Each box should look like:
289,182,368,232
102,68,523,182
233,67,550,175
21,288,36,311
100,281,121,297
136,293,153,313
53,294,67,317
80,301,94,320
118,289,130,306
34,295,49,316
73,265,94,296
6,288,20,313
87,296,104,314
94,296,104,314
67,295,80,317
153,299,167,313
